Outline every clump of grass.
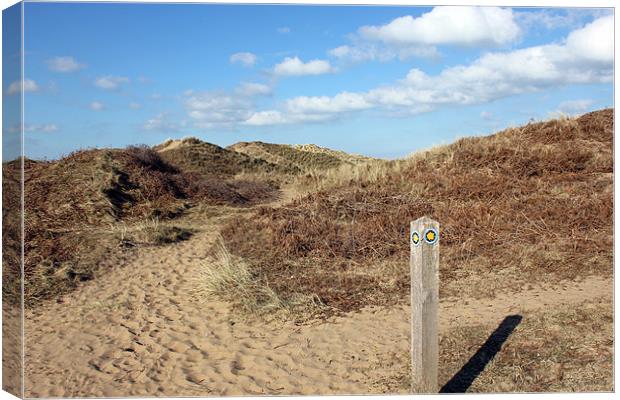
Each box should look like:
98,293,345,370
144,223,192,245
199,236,326,321
229,178,280,204
23,229,120,307
119,218,192,246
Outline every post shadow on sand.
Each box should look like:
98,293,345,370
440,315,523,393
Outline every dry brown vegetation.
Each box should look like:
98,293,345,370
2,159,22,305
220,109,613,315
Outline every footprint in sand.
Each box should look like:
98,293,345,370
229,359,245,375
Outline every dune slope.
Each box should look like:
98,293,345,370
221,110,613,313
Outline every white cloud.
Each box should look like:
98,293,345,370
273,56,335,76
47,56,85,72
515,10,574,30
480,111,494,120
365,43,611,110
359,6,520,47
7,79,40,95
8,123,58,133
330,6,517,64
277,27,291,34
329,43,439,63
129,102,142,109
329,45,359,59
244,15,612,126
558,99,594,114
24,79,41,93
236,82,272,96
362,16,612,109
184,91,253,126
243,93,370,126
515,8,612,31
150,93,163,100
230,52,257,67
142,112,179,132
244,111,288,126
26,123,58,133
286,92,371,114
183,79,295,128
90,101,105,111
565,15,613,63
243,110,333,126
94,76,129,90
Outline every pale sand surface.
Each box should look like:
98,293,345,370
24,224,410,397
440,275,612,330
22,218,612,397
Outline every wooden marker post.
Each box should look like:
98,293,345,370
410,216,439,393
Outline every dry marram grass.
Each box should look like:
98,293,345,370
199,236,326,320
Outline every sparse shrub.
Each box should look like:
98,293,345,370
229,179,279,204
129,218,192,245
183,174,247,205
151,225,192,244
125,144,178,173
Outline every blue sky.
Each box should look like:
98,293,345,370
4,3,614,160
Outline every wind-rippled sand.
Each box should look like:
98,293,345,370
24,225,411,397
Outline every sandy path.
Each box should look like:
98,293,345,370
23,216,612,397
440,275,612,330
24,224,409,397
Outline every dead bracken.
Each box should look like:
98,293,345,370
220,109,613,314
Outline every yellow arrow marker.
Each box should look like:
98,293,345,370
424,229,438,244
412,231,420,245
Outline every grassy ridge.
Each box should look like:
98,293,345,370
157,137,286,178
229,141,348,172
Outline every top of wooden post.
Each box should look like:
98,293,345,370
412,216,437,225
